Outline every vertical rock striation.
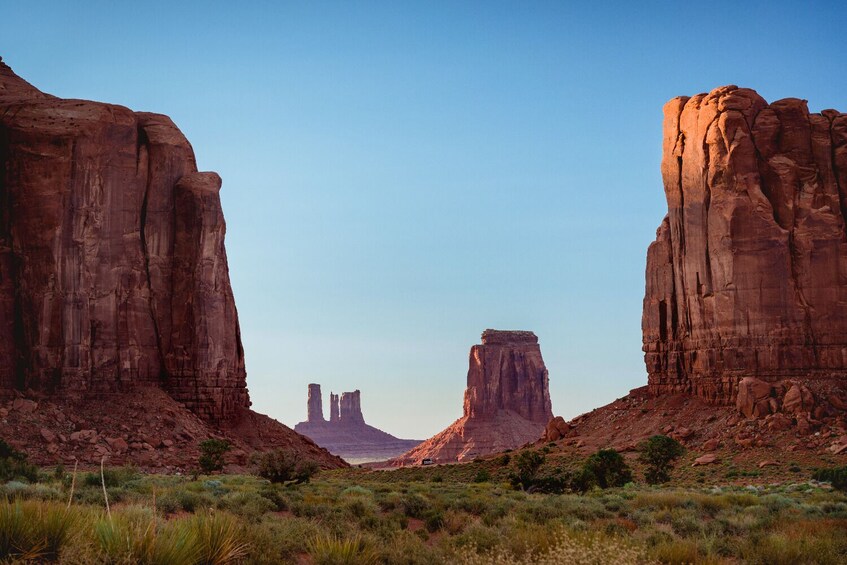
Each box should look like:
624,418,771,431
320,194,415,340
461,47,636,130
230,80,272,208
307,383,325,422
340,389,365,425
0,57,249,421
393,329,553,464
329,392,340,423
643,85,847,404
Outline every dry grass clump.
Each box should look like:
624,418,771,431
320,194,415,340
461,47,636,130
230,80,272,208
456,529,656,565
306,532,379,565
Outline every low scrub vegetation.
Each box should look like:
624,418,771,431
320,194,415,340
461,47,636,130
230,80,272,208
0,442,846,563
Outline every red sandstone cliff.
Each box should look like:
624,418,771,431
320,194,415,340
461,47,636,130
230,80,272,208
644,86,847,405
0,57,344,469
393,329,553,464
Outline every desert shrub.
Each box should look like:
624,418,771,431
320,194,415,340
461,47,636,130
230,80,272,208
190,511,249,565
0,439,38,483
509,450,545,491
156,489,208,515
576,449,632,491
497,454,511,466
401,492,430,518
424,508,444,532
243,517,322,564
638,435,684,484
307,533,378,565
455,529,650,564
474,469,491,483
813,466,847,491
83,465,139,488
0,499,76,561
257,484,288,512
218,491,275,522
253,448,318,484
198,439,231,474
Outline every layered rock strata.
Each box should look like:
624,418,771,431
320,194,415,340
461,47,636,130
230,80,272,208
295,385,420,463
393,329,553,464
643,85,847,404
0,57,345,468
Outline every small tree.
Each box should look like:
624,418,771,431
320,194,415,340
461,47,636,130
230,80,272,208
578,449,632,490
812,466,847,491
198,439,231,474
254,449,319,484
0,438,38,482
639,435,685,484
509,450,545,491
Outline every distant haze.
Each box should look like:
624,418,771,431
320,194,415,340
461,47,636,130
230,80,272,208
2,1,846,439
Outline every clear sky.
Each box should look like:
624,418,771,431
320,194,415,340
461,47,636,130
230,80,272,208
2,1,846,439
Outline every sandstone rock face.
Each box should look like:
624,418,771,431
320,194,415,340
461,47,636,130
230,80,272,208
307,384,325,423
0,58,247,422
644,85,847,404
295,385,421,463
393,330,553,464
543,416,572,442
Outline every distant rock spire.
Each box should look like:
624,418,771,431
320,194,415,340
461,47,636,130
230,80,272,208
307,384,325,422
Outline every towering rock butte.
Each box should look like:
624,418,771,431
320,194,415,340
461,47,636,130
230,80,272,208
643,85,847,408
295,386,421,463
0,57,344,468
393,329,553,465
307,384,325,422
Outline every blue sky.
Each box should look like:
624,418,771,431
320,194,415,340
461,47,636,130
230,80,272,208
3,1,846,438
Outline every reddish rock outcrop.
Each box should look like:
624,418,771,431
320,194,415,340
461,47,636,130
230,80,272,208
295,385,421,463
0,58,345,469
393,330,553,464
0,57,245,421
644,85,847,405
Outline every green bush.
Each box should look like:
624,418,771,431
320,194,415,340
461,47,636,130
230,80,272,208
253,449,319,484
813,466,847,491
577,449,632,491
198,439,231,474
509,450,545,491
83,465,139,488
473,469,491,483
639,435,685,484
0,439,38,483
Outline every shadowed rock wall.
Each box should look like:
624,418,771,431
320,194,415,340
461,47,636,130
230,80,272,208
0,57,248,421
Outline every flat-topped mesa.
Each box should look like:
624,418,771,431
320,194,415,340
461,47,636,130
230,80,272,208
340,390,365,425
480,329,539,345
643,85,847,405
307,384,325,423
0,58,247,422
466,330,552,422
